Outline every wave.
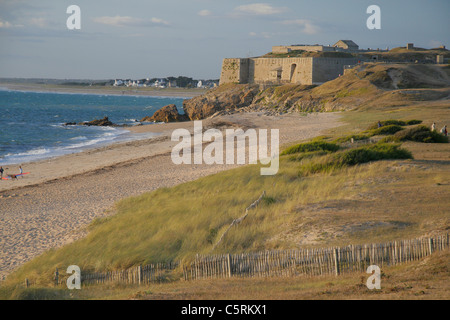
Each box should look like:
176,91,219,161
1,128,158,165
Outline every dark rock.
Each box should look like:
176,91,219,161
64,122,77,126
141,104,188,122
79,116,115,126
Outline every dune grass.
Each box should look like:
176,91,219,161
299,143,413,175
280,140,340,155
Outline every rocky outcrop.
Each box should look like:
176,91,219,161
141,104,188,122
142,64,450,122
64,117,116,126
182,84,260,120
80,117,114,126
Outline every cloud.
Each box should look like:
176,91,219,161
281,19,320,35
29,17,47,28
233,3,286,16
198,9,212,17
93,16,170,27
0,19,12,28
249,32,257,37
0,18,24,29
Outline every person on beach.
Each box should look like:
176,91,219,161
441,125,447,136
19,166,23,175
431,122,436,132
0,166,3,179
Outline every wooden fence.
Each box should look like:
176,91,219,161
183,234,449,280
15,234,449,287
51,262,179,287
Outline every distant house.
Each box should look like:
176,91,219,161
113,79,124,86
333,40,359,52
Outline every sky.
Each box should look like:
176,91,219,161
0,0,449,80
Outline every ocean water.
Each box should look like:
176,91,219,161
0,89,185,165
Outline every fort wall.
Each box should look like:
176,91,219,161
311,58,358,84
220,57,358,86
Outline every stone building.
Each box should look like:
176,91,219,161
333,40,359,52
220,55,357,86
220,40,361,86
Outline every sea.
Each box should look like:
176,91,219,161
0,88,185,165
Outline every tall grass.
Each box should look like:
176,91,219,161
281,141,339,155
300,143,413,174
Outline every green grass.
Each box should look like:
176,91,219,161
300,143,413,175
366,120,422,130
393,126,449,143
367,124,404,136
280,141,340,155
332,125,404,144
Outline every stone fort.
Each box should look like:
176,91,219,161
220,40,360,86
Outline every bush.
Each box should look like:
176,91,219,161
366,119,423,130
301,143,413,174
405,120,422,125
287,150,332,162
369,124,404,136
394,126,448,143
333,134,370,144
281,141,340,155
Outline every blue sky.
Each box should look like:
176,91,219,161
0,0,448,79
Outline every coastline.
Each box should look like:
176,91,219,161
0,82,208,98
0,112,343,279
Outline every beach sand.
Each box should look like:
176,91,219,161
0,112,342,279
0,82,208,98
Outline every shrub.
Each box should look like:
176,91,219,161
287,150,332,162
405,120,422,125
366,119,422,130
333,134,370,144
378,136,401,143
369,124,404,136
301,143,413,174
394,126,448,143
281,141,340,155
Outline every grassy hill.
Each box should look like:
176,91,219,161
251,63,450,113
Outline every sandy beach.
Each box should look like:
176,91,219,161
0,112,342,279
0,82,208,98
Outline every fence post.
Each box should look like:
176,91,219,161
54,268,59,286
334,249,339,276
429,238,433,255
138,265,142,285
227,254,232,278
25,278,29,288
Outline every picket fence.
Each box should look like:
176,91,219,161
19,234,448,287
183,234,449,280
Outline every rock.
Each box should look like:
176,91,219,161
64,122,77,126
182,84,260,120
141,104,188,122
79,117,114,126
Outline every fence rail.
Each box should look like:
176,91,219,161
13,234,449,288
